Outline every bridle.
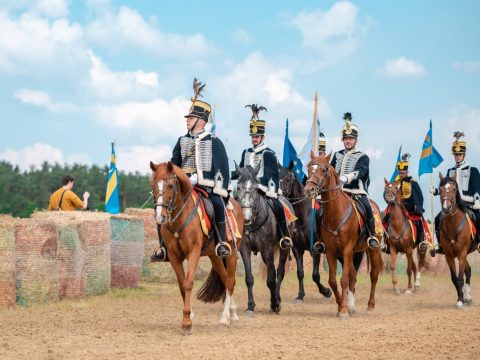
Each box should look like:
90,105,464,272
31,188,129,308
383,183,399,205
237,176,268,232
280,170,306,205
440,182,459,216
306,162,343,204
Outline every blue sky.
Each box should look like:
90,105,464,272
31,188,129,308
1,0,479,210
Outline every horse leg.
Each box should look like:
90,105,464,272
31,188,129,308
240,245,255,314
347,259,357,314
464,260,472,304
313,253,333,299
209,254,236,326
445,255,463,309
415,249,425,288
326,251,342,316
457,252,468,308
405,248,415,295
266,253,280,313
390,248,400,295
367,249,381,312
339,249,353,319
168,256,188,333
180,246,201,334
292,247,305,302
275,248,289,308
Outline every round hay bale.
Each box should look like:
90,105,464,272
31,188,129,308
0,216,16,307
110,215,144,288
14,219,58,306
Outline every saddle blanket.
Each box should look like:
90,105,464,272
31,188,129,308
191,189,241,240
352,201,384,236
382,208,435,244
279,196,298,225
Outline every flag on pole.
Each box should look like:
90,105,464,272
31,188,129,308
105,142,120,214
418,120,444,177
298,116,320,176
390,145,402,182
210,104,217,136
282,119,305,181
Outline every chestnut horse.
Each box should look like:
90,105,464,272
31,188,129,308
150,161,244,333
304,153,383,319
437,172,474,309
279,165,332,301
383,179,427,295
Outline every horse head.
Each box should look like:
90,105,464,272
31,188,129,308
150,161,192,224
439,171,460,215
304,151,336,199
279,163,296,197
383,178,401,205
235,161,261,224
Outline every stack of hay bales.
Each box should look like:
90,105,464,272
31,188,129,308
32,211,111,297
0,215,16,307
110,214,144,288
14,219,58,306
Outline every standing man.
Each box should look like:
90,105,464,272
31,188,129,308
430,131,480,255
151,78,231,262
312,112,379,254
231,104,293,250
48,175,90,211
383,153,427,253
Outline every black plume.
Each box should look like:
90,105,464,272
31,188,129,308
401,153,411,162
453,131,465,140
192,78,206,100
245,104,267,119
343,112,352,121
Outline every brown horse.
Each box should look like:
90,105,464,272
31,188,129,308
437,172,474,309
150,161,244,333
304,153,383,319
383,179,427,295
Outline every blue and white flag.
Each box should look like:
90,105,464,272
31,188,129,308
418,120,443,177
390,145,402,182
105,142,120,214
282,119,305,181
298,117,320,176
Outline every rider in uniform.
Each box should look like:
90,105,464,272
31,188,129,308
312,112,380,254
231,104,293,250
430,131,480,255
151,78,231,262
382,153,427,253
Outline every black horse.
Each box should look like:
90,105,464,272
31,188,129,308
279,165,332,302
235,163,290,314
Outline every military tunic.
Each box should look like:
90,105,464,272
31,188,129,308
330,149,370,195
399,176,424,215
447,161,480,209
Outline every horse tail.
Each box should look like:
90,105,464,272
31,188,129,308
196,265,226,303
365,250,384,274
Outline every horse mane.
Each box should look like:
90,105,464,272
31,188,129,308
439,176,467,212
152,162,192,194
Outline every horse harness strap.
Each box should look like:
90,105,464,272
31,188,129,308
387,215,409,242
322,199,353,237
166,192,201,239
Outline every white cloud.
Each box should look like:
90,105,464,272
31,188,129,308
364,147,383,160
33,0,69,18
85,6,215,57
381,57,425,78
0,143,90,171
291,1,368,69
14,88,76,112
117,144,172,174
87,51,159,100
232,27,253,44
452,60,480,73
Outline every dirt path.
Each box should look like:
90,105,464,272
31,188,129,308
0,271,479,359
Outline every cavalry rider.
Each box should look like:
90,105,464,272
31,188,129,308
430,131,480,255
318,132,326,155
312,112,380,254
151,78,231,262
231,104,293,250
383,153,427,253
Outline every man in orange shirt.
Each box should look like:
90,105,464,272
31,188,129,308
48,175,90,211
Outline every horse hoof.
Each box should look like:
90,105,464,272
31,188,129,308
293,298,304,304
219,317,230,326
366,308,375,315
394,288,401,295
231,313,240,321
348,306,356,315
405,290,414,296
338,312,349,320
456,301,465,309
245,310,255,317
270,305,281,314
181,325,193,336
321,288,333,299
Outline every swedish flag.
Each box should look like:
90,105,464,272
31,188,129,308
418,120,443,177
390,145,402,182
105,142,120,214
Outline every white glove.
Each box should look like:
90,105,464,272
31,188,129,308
340,175,348,184
429,185,438,195
189,173,198,185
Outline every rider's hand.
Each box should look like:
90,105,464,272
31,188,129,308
340,175,348,184
189,173,198,185
429,186,438,195
83,191,90,199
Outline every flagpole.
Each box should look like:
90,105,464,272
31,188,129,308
310,91,319,251
430,173,435,249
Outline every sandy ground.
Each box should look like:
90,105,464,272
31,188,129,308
0,267,479,360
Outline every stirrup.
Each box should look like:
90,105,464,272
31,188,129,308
367,236,380,249
381,244,389,254
215,242,232,258
418,241,428,253
312,241,325,254
279,236,293,250
150,247,168,262
477,243,480,253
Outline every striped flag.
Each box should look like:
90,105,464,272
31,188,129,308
418,120,443,177
105,142,120,214
390,145,402,182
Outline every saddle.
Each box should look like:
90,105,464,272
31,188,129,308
350,196,384,237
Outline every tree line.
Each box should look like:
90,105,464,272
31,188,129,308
0,161,153,218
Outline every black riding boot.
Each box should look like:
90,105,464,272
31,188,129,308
367,217,380,249
415,220,427,254
431,213,443,257
151,224,169,262
215,221,231,258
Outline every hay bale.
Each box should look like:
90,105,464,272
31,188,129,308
14,219,58,306
0,217,16,307
32,211,111,297
110,215,144,288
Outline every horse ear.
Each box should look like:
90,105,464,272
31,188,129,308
326,151,332,163
234,160,240,173
439,172,444,180
150,161,158,172
384,177,388,185
310,150,315,160
167,161,174,172
288,160,294,170
450,171,456,180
